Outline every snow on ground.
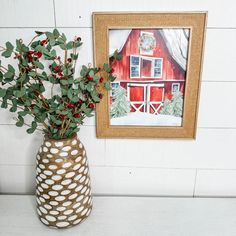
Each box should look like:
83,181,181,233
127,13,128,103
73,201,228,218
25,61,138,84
110,112,182,126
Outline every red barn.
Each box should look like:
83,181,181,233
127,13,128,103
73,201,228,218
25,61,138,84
109,29,189,115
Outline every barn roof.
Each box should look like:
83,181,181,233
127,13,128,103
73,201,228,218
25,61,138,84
109,29,189,71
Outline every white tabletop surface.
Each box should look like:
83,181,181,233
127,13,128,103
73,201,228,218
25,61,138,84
0,195,236,236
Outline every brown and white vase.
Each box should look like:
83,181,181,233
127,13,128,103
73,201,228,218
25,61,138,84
35,134,92,228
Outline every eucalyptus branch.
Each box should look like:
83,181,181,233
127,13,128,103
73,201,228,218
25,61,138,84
13,117,44,132
0,46,6,51
0,29,119,139
64,47,68,64
27,33,44,47
0,99,24,111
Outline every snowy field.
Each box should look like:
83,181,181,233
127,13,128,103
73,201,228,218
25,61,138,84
110,112,182,126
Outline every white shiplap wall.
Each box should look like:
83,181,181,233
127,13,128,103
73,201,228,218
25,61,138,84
0,0,236,196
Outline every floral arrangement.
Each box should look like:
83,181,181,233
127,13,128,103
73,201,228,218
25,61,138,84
0,29,120,140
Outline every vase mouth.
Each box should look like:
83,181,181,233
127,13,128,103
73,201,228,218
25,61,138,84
44,133,77,142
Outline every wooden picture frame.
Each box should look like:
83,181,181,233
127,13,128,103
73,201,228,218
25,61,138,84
93,12,207,139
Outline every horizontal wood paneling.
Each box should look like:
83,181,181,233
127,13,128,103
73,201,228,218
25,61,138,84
202,29,236,82
1,126,236,170
54,0,236,28
0,165,195,195
105,128,236,169
195,170,236,197
0,0,236,196
198,82,236,127
0,0,55,27
0,125,105,166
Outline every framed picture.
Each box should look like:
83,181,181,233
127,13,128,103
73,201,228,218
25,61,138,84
93,12,207,139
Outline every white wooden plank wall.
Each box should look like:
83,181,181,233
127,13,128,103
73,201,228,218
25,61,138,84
0,0,236,196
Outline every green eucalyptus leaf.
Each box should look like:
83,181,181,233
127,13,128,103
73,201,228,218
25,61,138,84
67,89,73,99
53,29,60,38
4,71,14,80
108,74,116,82
70,53,78,60
103,63,110,73
66,41,74,50
91,91,100,102
10,99,17,112
13,88,26,98
21,44,29,53
35,45,45,52
59,44,66,50
1,98,8,108
28,71,37,77
35,31,44,36
1,50,12,58
0,88,7,97
79,81,86,90
6,42,14,51
51,49,57,58
61,33,67,42
33,60,44,70
31,40,41,49
26,121,37,134
8,64,15,74
104,81,111,90
0,71,3,82
60,79,69,85
16,116,24,127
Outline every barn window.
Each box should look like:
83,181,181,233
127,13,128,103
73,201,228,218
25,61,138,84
130,56,140,78
172,83,180,93
111,82,120,100
153,58,163,78
130,55,163,78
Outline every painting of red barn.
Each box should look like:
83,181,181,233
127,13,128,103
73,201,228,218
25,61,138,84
109,28,190,126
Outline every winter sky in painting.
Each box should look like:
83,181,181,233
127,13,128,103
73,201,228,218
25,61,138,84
109,28,190,126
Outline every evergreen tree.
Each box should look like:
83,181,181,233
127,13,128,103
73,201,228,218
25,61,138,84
160,91,183,117
110,86,130,118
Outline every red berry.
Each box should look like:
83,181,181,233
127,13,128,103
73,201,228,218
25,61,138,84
40,40,47,46
34,51,42,58
77,99,83,105
54,65,61,72
58,72,63,77
98,93,103,99
67,103,76,109
57,125,63,130
88,103,95,109
27,51,34,62
99,77,104,83
110,68,115,73
67,58,72,63
58,115,66,120
86,76,93,81
74,113,81,118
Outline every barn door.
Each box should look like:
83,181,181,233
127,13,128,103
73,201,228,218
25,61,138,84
147,84,164,114
127,84,146,112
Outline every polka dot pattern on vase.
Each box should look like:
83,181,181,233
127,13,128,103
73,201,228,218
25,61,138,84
36,134,92,229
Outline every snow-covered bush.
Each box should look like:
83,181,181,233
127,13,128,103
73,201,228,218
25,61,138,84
160,91,183,117
110,85,130,118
